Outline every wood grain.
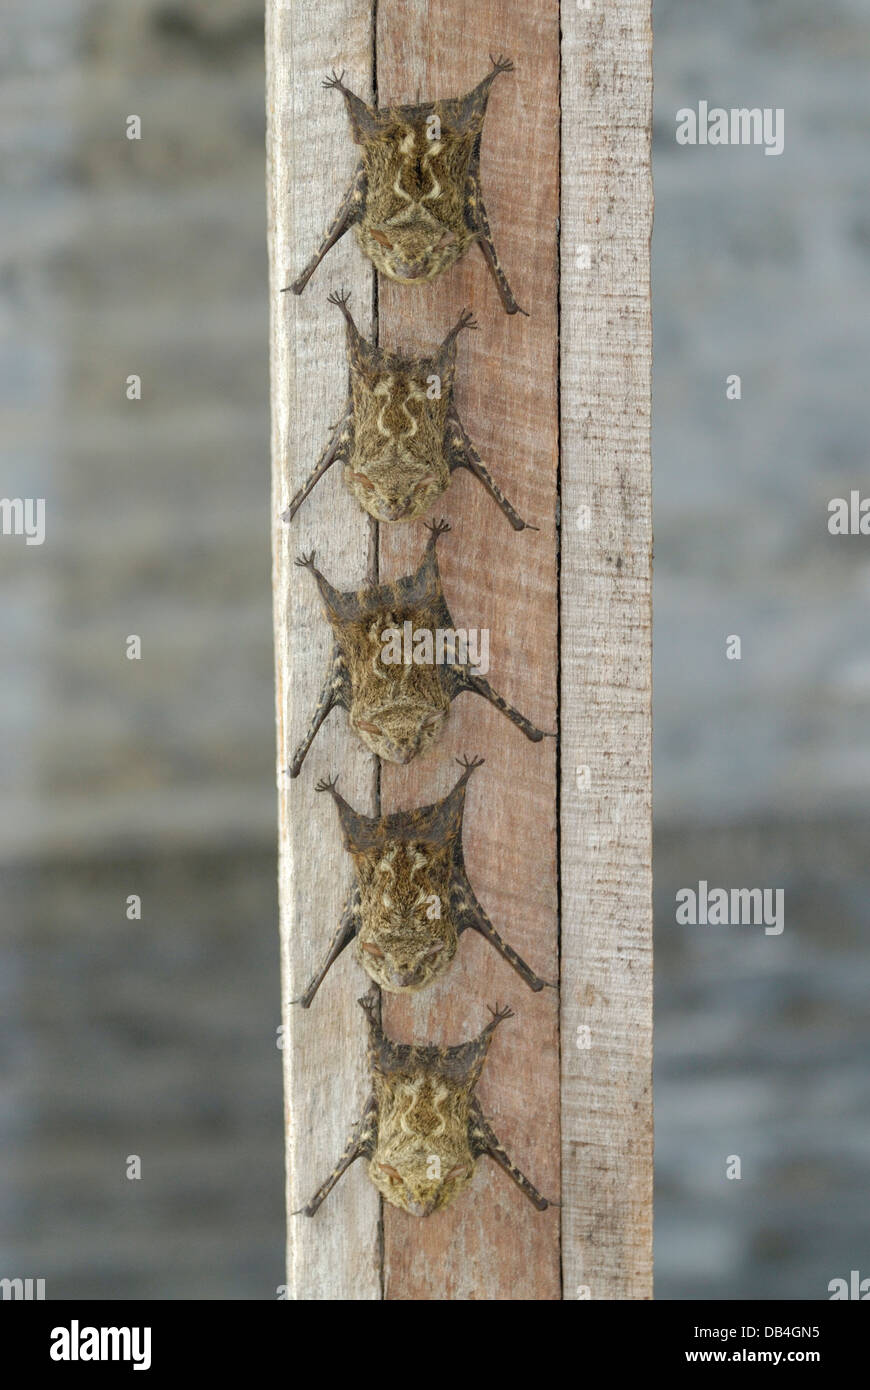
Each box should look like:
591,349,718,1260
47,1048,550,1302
559,0,654,1300
266,0,380,1300
268,0,653,1300
376,0,561,1301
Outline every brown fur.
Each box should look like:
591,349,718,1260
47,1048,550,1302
298,994,553,1217
281,293,533,528
292,757,553,1006
286,57,526,315
288,520,552,776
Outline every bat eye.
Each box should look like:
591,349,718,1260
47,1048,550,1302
370,230,394,250
445,1164,470,1181
352,471,376,491
378,1163,403,1184
356,719,382,735
360,941,384,958
413,475,435,493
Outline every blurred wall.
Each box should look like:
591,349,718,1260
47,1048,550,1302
0,0,282,1299
654,0,870,1298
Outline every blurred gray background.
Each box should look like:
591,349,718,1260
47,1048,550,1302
0,0,867,1299
654,0,870,1298
0,0,281,1299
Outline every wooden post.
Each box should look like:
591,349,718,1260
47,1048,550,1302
266,0,652,1300
559,0,654,1301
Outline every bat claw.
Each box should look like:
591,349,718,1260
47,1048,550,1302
357,987,379,1016
323,69,347,91
488,1002,515,1026
456,753,485,773
295,550,317,570
424,517,451,542
489,54,514,75
315,775,339,794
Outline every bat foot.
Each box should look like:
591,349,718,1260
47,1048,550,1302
488,1002,515,1026
424,517,451,542
456,753,485,773
357,988,379,1021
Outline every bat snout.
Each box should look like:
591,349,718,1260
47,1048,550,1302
407,1199,436,1218
379,499,412,522
393,969,422,989
392,261,427,282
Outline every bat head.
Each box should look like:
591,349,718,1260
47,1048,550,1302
369,1114,476,1216
357,208,465,285
355,925,455,992
344,452,445,522
349,699,448,765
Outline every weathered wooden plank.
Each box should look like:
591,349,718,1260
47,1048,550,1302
559,0,654,1300
269,0,653,1301
266,0,380,1300
376,0,562,1300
